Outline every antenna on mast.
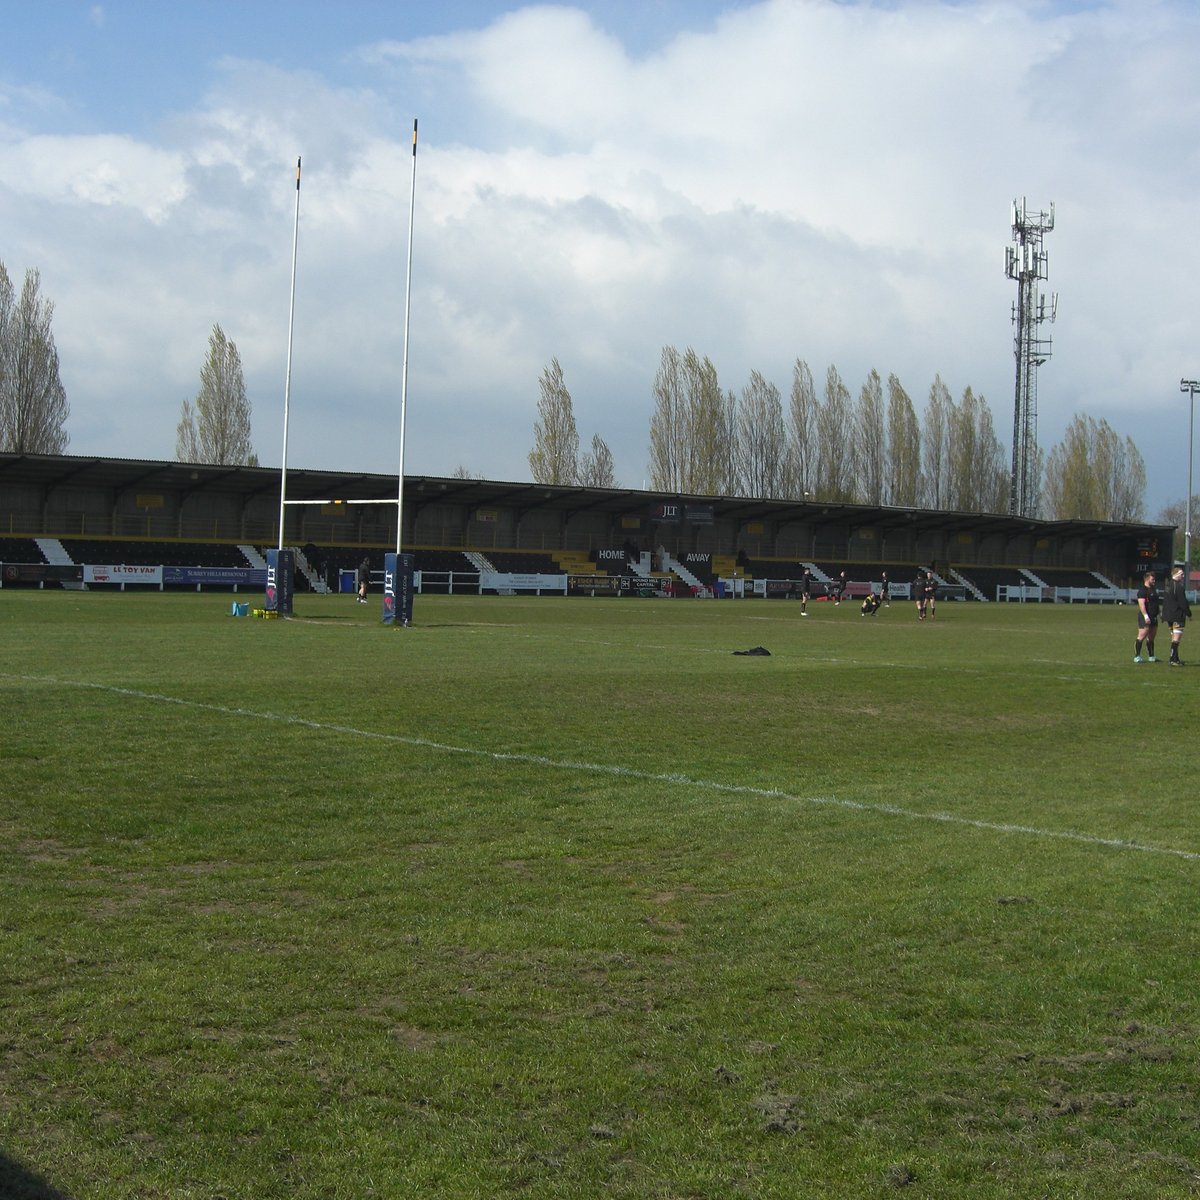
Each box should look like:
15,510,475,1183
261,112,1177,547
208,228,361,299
1005,197,1057,518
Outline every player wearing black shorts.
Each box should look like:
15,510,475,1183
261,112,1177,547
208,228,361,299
1134,571,1159,662
1162,565,1191,665
800,568,812,616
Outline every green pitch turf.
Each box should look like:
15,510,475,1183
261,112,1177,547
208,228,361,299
2,590,1199,1198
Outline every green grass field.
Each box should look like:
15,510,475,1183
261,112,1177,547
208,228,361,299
3,589,1200,1199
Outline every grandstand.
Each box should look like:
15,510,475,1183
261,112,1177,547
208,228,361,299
0,452,1175,600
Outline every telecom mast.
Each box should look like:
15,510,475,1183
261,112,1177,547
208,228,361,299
1005,198,1057,518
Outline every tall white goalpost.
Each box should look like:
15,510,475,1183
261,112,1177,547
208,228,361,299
271,123,419,624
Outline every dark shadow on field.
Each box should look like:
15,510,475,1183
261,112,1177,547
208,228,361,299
0,1150,75,1199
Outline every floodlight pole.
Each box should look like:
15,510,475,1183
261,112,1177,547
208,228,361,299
277,156,302,552
1182,378,1199,577
396,120,418,556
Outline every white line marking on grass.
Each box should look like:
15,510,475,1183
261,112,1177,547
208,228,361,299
8,672,1200,863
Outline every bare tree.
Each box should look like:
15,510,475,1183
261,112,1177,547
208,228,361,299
852,368,885,505
787,359,818,498
738,370,786,499
0,265,70,454
1157,496,1200,563
578,433,617,488
886,374,921,506
816,364,853,501
177,324,254,465
528,357,579,485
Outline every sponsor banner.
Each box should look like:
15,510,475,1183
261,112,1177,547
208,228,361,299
265,549,294,615
650,502,714,525
84,564,163,585
480,572,564,592
383,552,415,625
619,576,660,597
568,574,621,595
163,567,267,586
2,563,83,584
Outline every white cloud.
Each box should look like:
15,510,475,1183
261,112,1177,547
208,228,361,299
0,133,185,220
2,0,1199,511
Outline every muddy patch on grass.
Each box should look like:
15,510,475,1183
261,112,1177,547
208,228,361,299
753,1091,806,1135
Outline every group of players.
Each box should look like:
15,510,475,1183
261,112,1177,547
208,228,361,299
1135,565,1193,665
796,568,940,620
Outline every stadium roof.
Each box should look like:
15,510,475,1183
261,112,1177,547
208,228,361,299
0,451,1173,547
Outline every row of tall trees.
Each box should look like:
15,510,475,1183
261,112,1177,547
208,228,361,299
530,346,1149,522
0,261,69,454
647,346,1009,512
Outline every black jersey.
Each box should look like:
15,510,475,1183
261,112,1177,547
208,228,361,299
1163,578,1191,624
1137,584,1161,622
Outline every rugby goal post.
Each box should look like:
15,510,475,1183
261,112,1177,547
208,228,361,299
271,120,420,626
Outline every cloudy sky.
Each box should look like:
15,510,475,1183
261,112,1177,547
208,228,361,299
1,0,1197,515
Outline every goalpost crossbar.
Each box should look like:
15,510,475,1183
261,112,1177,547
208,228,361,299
282,498,399,506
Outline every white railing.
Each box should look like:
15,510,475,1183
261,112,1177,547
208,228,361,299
996,584,1122,603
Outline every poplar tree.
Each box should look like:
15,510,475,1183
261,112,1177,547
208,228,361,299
648,345,686,491
176,324,255,465
852,368,885,505
787,359,819,499
816,364,854,501
946,387,1007,512
648,345,728,493
681,348,727,494
886,374,921,506
1042,414,1145,521
921,375,952,509
529,357,579,484
578,433,617,488
738,369,786,499
0,264,70,454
